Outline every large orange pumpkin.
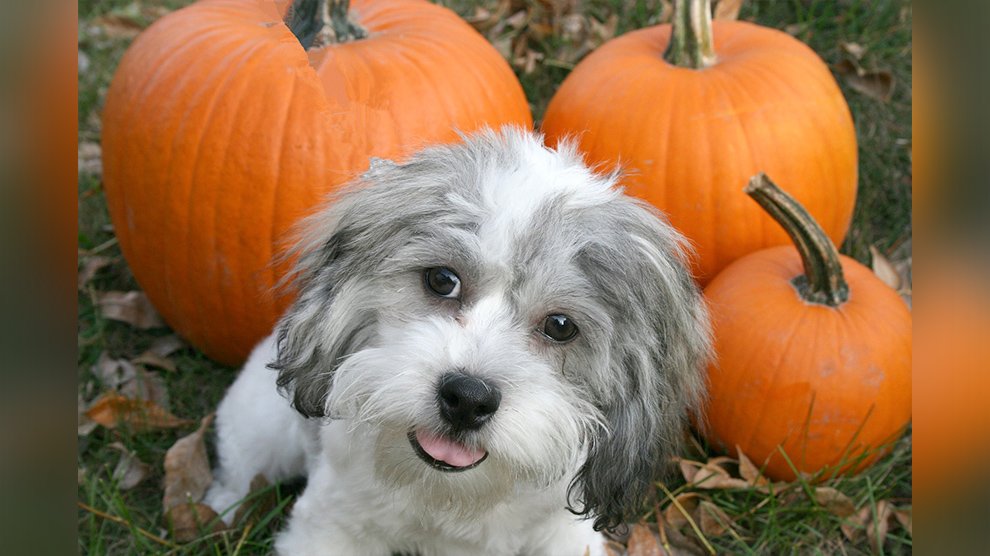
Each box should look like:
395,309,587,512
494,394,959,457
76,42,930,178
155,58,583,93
702,174,911,481
102,0,532,365
541,0,857,283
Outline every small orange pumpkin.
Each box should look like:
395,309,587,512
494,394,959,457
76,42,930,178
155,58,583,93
102,0,532,365
702,174,911,481
542,0,857,283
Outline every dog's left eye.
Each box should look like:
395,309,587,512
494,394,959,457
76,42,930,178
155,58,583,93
541,314,579,343
424,267,462,299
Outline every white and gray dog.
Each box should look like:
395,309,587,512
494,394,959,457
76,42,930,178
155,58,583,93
205,128,711,555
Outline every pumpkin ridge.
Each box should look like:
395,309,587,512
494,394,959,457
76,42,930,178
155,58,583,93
175,37,274,351
751,65,842,242
709,69,763,258
264,72,298,307
741,302,810,459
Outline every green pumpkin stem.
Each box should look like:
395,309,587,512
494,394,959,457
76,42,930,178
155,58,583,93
663,0,717,69
286,0,367,49
745,173,850,307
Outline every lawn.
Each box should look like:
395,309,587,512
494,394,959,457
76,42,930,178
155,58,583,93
78,0,912,553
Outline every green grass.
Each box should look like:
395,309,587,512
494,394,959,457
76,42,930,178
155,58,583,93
78,0,912,553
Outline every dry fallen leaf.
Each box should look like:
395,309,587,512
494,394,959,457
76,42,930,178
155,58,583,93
90,14,143,39
870,245,902,291
678,458,700,483
110,442,151,490
833,58,895,102
664,493,701,531
735,446,768,487
96,290,166,329
165,502,224,543
626,522,665,556
692,460,749,490
163,414,215,512
86,392,192,431
840,41,867,60
78,255,112,290
657,1,674,24
697,500,734,537
893,507,912,536
132,351,178,373
78,141,103,176
148,334,186,357
814,486,856,518
866,500,893,552
93,352,170,408
714,0,744,21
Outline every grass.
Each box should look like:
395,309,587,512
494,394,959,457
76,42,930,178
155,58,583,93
77,0,912,553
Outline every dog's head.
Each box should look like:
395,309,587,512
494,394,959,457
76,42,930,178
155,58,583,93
270,128,710,530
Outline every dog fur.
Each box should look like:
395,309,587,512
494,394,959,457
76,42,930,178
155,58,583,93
204,128,711,555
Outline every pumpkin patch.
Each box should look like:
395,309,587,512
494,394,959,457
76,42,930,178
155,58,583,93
101,0,532,364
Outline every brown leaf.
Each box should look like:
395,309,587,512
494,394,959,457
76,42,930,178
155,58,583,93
893,507,912,536
109,442,150,490
866,500,893,552
91,14,143,39
505,10,528,31
692,461,748,490
231,474,281,526
78,255,112,290
840,41,867,60
589,14,619,44
148,334,186,357
870,246,901,290
697,500,734,537
814,487,856,518
714,0,744,21
93,351,135,390
132,351,178,373
627,522,664,556
95,290,166,329
678,458,701,483
833,58,895,102
735,446,767,486
85,392,192,431
78,141,103,176
163,414,215,511
165,502,224,543
664,493,700,531
658,1,674,24
78,394,98,436
93,352,170,408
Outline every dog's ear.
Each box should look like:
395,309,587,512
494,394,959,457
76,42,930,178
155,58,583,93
268,153,464,418
268,198,376,418
567,198,711,532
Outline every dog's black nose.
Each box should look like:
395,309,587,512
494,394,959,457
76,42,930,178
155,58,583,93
437,373,501,431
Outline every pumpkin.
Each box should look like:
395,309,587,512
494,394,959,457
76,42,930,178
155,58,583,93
541,0,857,283
102,0,532,365
702,174,911,481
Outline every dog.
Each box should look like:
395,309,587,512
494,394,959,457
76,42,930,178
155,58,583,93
204,128,711,555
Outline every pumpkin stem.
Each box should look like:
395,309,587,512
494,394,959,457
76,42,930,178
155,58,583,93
663,0,717,69
286,0,367,48
745,173,850,307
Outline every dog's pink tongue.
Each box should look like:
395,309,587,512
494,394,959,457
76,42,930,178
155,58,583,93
415,430,486,468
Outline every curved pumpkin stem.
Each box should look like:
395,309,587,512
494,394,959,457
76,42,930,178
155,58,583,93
286,0,367,49
664,0,717,69
745,173,850,307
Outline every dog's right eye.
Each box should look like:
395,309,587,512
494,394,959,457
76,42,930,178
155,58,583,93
424,267,462,299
